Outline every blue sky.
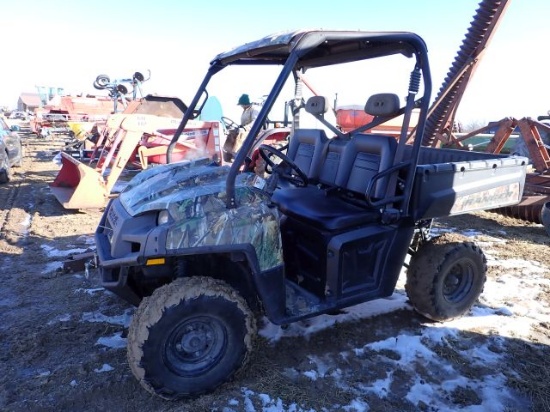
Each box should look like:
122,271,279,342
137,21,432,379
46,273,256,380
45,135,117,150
1,0,547,124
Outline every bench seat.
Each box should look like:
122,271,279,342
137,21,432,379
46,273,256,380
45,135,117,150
272,186,380,230
272,131,397,231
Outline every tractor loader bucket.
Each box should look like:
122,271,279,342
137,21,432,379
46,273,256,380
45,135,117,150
48,95,196,210
48,115,177,210
49,110,222,210
49,152,109,209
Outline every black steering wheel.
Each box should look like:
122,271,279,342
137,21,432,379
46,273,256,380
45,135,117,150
221,116,239,130
258,144,308,187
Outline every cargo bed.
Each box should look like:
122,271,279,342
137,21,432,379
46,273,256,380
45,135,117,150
410,146,529,220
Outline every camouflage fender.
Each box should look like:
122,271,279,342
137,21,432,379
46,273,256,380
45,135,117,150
166,186,282,271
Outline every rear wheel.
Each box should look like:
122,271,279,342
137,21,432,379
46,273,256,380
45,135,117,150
127,276,256,400
405,233,487,321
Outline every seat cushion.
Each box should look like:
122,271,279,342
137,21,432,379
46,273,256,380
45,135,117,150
272,186,380,231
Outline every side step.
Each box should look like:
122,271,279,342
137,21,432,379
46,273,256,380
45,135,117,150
284,280,323,318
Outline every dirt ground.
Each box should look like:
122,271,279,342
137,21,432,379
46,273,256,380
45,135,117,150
0,127,549,412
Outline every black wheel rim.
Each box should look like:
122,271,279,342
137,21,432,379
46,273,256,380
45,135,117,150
164,315,227,377
443,259,474,303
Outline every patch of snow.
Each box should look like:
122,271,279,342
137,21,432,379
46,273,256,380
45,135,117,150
41,261,62,274
357,373,392,399
342,399,370,412
19,212,31,234
74,287,104,296
94,364,114,373
47,313,72,325
234,389,316,412
81,309,133,328
96,332,126,349
76,235,95,245
41,244,88,258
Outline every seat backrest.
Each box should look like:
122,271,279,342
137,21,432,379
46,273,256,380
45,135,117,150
317,138,348,187
364,93,401,117
335,133,397,199
286,128,328,180
305,96,329,115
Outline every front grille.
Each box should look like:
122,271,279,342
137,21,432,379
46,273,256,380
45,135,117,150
105,205,118,244
106,225,114,244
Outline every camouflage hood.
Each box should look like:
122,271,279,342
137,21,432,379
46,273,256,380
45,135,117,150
119,158,251,216
118,157,283,270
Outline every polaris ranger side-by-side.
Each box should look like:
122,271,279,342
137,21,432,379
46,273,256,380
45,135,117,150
94,30,528,399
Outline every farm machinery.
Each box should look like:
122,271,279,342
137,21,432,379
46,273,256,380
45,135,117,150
412,0,550,234
31,95,114,138
32,71,150,139
49,95,225,209
92,70,151,114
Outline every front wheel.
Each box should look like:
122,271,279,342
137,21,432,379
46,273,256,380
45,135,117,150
405,233,487,322
127,276,256,400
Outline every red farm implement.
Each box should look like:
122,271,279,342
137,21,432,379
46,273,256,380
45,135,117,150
49,95,223,209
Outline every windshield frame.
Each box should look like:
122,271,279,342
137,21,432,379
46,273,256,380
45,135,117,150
167,30,432,209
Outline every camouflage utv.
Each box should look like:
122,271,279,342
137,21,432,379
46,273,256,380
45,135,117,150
95,30,528,400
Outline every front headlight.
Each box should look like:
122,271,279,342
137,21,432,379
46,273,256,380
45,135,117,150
157,210,170,226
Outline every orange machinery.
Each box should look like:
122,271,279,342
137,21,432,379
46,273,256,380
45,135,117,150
49,95,224,209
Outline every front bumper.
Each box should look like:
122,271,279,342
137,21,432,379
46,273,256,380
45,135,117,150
95,199,166,305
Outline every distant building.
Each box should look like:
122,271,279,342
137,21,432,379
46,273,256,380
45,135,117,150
17,93,42,113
